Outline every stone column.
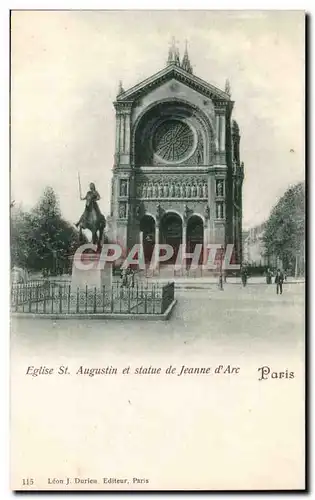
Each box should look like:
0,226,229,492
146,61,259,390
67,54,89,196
203,222,208,266
182,222,186,249
215,115,220,151
139,230,143,246
220,115,226,152
120,114,125,153
115,114,121,154
182,221,187,272
125,113,131,154
154,223,160,273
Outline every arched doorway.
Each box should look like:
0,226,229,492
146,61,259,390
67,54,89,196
186,215,204,267
140,215,155,263
160,212,182,264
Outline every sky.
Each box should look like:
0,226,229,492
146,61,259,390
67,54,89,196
11,10,305,229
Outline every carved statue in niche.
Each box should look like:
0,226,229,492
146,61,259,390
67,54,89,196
197,149,203,165
119,202,127,219
135,204,142,219
142,184,147,198
164,183,169,198
170,183,174,197
192,184,197,197
184,204,190,221
216,180,224,197
197,183,203,197
175,183,180,197
158,183,163,198
202,183,207,198
137,185,142,198
147,183,152,198
180,184,185,198
120,179,128,197
154,183,159,198
156,202,163,222
204,204,210,220
186,184,191,198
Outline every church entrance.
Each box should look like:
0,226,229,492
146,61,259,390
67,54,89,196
140,215,155,264
160,212,182,264
186,215,204,267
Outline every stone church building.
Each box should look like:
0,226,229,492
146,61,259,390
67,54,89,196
108,41,244,266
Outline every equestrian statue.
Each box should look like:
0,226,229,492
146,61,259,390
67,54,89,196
75,175,106,251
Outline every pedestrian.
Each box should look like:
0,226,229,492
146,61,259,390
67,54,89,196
266,268,272,285
240,266,248,287
275,269,284,295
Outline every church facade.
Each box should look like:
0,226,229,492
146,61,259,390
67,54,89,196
108,41,244,266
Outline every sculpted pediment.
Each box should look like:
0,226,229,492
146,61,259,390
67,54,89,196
116,64,230,104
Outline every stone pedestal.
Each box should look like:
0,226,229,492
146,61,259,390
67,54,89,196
71,254,112,293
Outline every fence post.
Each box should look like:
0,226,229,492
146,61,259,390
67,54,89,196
35,285,39,313
128,284,131,313
43,286,47,313
85,285,88,314
76,287,79,313
93,287,97,314
28,287,32,312
152,284,156,314
136,282,139,314
110,285,114,313
68,285,71,314
144,284,148,313
59,285,62,314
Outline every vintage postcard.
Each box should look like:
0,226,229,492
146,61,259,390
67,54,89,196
10,10,305,491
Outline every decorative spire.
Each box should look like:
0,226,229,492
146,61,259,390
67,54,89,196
175,47,181,66
225,78,231,96
117,80,124,96
181,40,193,74
167,36,181,66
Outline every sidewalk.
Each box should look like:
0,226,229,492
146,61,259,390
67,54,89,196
138,275,305,288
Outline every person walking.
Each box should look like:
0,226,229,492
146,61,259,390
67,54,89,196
275,269,284,295
266,268,272,285
240,266,248,287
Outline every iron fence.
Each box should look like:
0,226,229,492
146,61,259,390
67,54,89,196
11,281,175,315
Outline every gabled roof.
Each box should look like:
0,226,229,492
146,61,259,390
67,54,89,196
116,63,230,103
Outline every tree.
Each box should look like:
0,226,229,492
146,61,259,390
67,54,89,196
10,187,86,274
263,182,305,272
10,205,33,269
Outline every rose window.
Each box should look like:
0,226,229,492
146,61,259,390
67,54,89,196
153,120,195,163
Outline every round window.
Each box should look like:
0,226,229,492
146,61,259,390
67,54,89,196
153,120,195,163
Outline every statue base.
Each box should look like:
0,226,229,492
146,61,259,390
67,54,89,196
71,253,112,292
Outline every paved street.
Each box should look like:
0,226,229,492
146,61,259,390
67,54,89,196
11,282,305,360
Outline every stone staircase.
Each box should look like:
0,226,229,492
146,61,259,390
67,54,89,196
136,265,217,282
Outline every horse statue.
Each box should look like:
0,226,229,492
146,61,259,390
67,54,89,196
75,182,106,251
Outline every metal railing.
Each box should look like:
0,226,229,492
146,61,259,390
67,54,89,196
11,281,175,315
